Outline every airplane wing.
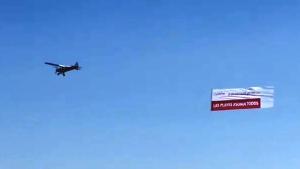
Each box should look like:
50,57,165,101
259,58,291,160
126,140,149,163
45,62,63,68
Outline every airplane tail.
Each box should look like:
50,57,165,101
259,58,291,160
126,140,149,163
74,62,81,70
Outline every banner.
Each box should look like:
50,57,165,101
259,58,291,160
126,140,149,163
211,86,274,111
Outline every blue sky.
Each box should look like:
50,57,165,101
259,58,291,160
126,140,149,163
1,0,300,168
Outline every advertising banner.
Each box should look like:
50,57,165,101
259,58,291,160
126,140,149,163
211,86,274,111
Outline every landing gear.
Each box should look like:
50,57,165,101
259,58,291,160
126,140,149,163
55,72,65,76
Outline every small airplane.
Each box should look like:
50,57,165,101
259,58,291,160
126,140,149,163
45,62,81,76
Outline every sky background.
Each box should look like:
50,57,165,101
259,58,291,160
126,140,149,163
1,0,300,168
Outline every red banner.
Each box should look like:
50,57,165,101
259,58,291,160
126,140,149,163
211,98,261,111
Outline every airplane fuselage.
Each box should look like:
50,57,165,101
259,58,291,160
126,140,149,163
56,66,79,76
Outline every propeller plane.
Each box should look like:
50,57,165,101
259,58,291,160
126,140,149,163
45,62,81,76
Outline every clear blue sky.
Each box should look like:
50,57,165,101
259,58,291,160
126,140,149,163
1,0,300,168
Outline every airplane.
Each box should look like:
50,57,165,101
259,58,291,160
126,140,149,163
45,62,81,76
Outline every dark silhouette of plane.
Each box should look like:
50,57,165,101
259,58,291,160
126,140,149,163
45,62,81,76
